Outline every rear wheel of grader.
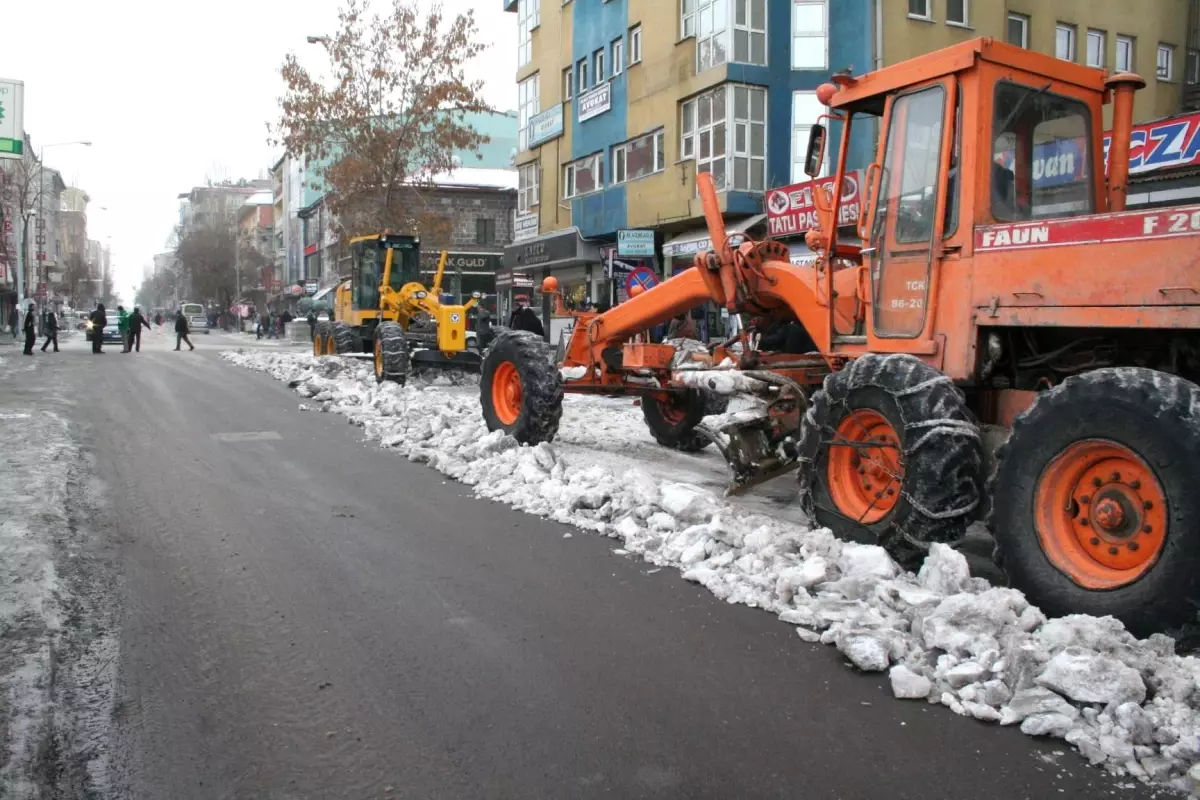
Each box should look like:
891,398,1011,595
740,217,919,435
480,330,563,444
797,354,984,567
329,321,358,355
991,368,1200,636
312,322,332,356
642,390,730,451
373,321,409,385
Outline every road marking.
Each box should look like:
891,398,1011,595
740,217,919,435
211,431,282,442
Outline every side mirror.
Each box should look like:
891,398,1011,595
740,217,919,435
804,124,827,178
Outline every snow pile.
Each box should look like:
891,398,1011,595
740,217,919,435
224,349,1200,794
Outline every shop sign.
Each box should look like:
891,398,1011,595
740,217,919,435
514,212,539,243
303,279,319,296
578,82,611,123
766,170,862,237
421,252,503,272
617,229,655,257
495,268,535,289
507,229,581,269
1104,111,1200,176
529,105,564,148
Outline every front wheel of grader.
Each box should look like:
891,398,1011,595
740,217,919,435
796,354,984,567
373,321,410,385
642,391,730,452
990,368,1200,637
312,321,332,356
480,330,563,444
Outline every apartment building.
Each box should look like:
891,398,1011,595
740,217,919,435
503,0,872,335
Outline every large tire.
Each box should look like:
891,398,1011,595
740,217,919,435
374,321,409,385
480,330,562,444
642,390,730,452
797,354,983,565
330,321,357,355
313,322,332,356
990,368,1200,636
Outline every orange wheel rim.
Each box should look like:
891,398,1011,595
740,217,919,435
1035,440,1167,589
826,409,903,524
658,396,688,425
491,361,523,426
374,338,384,376
313,337,322,356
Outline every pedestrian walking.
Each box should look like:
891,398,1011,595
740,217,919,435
306,309,317,341
8,305,18,338
22,303,36,355
90,304,107,354
40,308,59,352
128,306,152,352
174,310,195,351
117,305,131,352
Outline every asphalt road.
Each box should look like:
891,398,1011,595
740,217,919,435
24,328,1155,799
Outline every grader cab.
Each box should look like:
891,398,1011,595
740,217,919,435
313,232,483,383
479,37,1200,636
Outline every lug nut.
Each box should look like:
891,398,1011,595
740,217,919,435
1131,480,1141,490
886,488,895,496
1109,546,1119,555
1080,518,1090,526
1129,542,1140,552
1111,472,1121,481
1092,477,1102,487
1080,495,1090,504
1144,500,1153,510
1143,525,1153,534
1090,537,1100,546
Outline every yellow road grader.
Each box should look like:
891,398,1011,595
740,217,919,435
313,232,482,384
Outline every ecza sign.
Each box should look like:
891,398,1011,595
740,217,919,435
766,171,861,237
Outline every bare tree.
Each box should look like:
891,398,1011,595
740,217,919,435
176,222,238,305
272,0,494,237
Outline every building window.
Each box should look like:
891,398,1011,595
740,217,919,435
563,67,573,101
791,91,827,182
564,153,603,198
1007,13,1028,49
908,0,930,20
518,74,539,152
682,0,696,39
577,58,588,92
612,38,625,75
630,25,643,64
681,84,766,192
946,0,967,26
1189,50,1200,83
518,163,540,212
733,0,767,65
696,0,727,72
613,130,667,184
1086,30,1105,68
517,0,539,69
476,218,497,245
792,0,827,70
1116,35,1135,72
594,48,606,83
1055,24,1075,62
1158,44,1175,80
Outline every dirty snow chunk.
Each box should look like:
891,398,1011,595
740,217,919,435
777,557,829,599
1035,647,1147,706
890,665,933,699
841,634,891,672
559,366,588,380
917,543,971,595
837,542,898,581
962,701,1003,723
1020,713,1077,738
675,369,769,395
920,588,1029,659
1000,687,1080,726
945,662,987,690
795,627,822,643
658,483,719,524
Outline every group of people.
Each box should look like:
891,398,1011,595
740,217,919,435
257,309,293,340
13,302,197,356
15,302,59,355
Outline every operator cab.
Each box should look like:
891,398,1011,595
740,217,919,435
350,233,421,310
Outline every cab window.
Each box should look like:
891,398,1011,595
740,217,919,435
991,82,1093,221
353,242,381,310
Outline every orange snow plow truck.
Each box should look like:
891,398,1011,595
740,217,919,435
479,37,1200,637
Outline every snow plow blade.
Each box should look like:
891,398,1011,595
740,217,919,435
409,348,483,377
699,410,802,496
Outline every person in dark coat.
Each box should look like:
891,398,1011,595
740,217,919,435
8,305,18,338
40,308,59,352
306,310,317,341
89,303,107,354
174,310,195,351
22,303,36,355
508,302,545,338
127,306,152,353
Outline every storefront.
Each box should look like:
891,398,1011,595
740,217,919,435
661,213,766,340
419,251,501,316
503,226,602,342
765,170,864,266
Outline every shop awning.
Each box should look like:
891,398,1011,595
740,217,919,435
661,213,767,258
506,226,603,272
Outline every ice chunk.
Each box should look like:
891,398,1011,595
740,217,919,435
999,687,1080,726
917,543,970,595
1035,647,1147,706
921,588,1029,658
1019,713,1077,738
837,543,898,581
840,633,891,672
659,483,720,524
889,665,933,699
945,662,987,690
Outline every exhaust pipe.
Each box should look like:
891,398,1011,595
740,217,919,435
1105,72,1147,213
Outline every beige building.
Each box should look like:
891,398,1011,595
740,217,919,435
885,0,1200,124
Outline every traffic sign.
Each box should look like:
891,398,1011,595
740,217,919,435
624,266,658,296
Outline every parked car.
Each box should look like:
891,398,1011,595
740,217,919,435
84,315,123,345
180,303,210,335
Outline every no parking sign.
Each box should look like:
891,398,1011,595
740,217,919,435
624,266,658,296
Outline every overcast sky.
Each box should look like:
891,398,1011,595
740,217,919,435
0,0,517,301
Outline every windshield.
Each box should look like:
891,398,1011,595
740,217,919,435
182,304,205,316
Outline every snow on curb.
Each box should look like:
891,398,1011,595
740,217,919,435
225,349,1200,794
